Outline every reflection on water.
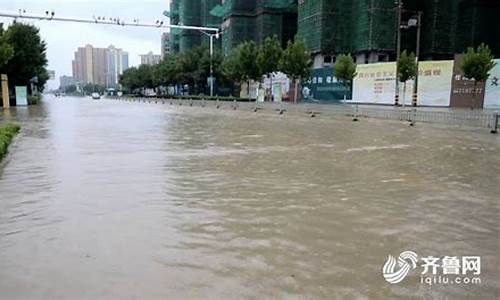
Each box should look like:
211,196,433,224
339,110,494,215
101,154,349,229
0,96,499,299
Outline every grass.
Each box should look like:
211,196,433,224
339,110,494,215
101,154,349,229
0,123,21,162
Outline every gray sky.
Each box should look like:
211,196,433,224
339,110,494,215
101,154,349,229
1,0,170,89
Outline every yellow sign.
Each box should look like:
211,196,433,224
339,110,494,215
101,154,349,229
353,60,454,106
353,62,396,105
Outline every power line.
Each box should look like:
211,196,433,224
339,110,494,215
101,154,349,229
0,11,219,33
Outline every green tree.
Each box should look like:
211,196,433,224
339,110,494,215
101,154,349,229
397,50,417,106
2,23,49,93
221,48,244,94
120,67,141,92
238,41,261,98
63,84,77,94
279,39,311,103
461,43,496,109
0,25,14,69
257,35,283,100
335,54,358,100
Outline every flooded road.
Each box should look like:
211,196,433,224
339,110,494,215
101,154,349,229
0,96,499,299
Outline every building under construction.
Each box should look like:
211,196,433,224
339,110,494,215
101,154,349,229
167,0,499,61
297,0,500,68
168,0,298,54
167,0,222,53
210,0,298,54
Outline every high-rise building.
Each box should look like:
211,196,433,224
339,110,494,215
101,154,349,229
106,45,129,88
161,32,171,57
72,44,129,88
169,0,222,53
140,52,162,65
217,1,297,54
296,0,500,67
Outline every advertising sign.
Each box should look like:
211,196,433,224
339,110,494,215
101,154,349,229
303,67,350,101
352,62,396,105
417,60,453,107
15,86,28,106
353,61,453,106
450,54,486,108
484,59,500,109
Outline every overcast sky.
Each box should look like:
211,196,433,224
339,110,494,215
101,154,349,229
1,0,170,89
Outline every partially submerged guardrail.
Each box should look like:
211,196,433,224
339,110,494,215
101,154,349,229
106,96,499,134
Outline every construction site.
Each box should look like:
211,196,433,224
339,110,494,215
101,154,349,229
166,0,499,61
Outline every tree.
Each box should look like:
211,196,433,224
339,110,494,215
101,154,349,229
279,39,312,103
238,41,262,98
257,35,283,100
461,43,496,109
120,67,141,92
335,54,358,100
63,84,77,94
397,50,417,106
221,48,244,93
1,23,49,93
0,25,14,69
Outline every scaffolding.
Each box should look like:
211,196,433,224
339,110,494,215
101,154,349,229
213,0,297,54
455,0,500,56
168,0,222,53
297,0,396,55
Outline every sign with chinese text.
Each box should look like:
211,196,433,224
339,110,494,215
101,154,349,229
484,59,500,109
450,54,486,108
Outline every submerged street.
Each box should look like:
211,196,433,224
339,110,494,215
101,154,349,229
0,96,499,299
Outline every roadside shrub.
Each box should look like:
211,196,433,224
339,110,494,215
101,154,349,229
0,123,21,161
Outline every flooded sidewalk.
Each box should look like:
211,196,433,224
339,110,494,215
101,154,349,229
0,96,499,299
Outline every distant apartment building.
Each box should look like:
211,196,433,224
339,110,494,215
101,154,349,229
72,44,129,88
140,51,162,65
161,32,171,58
107,45,129,88
59,75,75,89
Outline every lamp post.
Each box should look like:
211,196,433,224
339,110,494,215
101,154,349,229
394,0,403,106
412,11,422,107
200,30,220,97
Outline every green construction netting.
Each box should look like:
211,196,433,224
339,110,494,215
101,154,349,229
209,5,226,18
297,0,396,54
261,0,296,10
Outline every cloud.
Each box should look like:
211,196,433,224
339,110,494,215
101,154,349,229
1,0,170,89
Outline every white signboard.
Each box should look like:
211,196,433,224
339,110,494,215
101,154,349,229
484,59,500,109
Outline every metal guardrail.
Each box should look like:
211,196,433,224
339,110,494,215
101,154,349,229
107,97,499,134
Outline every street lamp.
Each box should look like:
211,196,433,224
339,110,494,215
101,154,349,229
400,12,422,107
394,0,403,106
200,30,220,97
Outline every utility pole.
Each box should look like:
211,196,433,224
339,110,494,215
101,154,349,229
200,31,219,98
395,0,403,106
209,34,214,97
412,11,422,107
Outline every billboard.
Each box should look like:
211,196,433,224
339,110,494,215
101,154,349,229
15,86,28,106
484,59,500,109
352,60,454,106
352,62,396,105
417,60,453,106
303,67,350,101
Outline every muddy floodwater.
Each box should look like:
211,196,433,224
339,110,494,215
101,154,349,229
0,96,499,299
